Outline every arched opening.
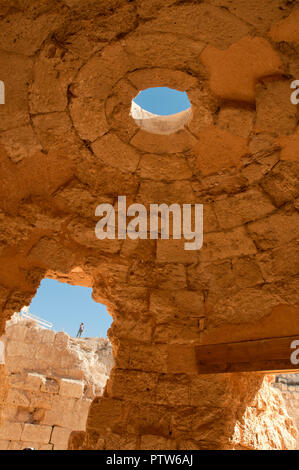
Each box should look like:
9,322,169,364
28,278,112,338
0,278,113,450
130,87,192,135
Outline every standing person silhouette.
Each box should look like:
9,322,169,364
76,322,84,338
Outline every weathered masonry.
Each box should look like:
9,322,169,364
0,0,298,450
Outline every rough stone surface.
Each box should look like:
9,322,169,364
272,374,299,449
230,375,297,450
0,318,113,450
0,0,298,451
270,10,299,44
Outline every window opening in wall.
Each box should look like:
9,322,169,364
130,87,192,135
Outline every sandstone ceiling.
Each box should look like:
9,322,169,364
0,0,298,450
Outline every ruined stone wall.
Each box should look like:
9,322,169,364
273,374,299,449
69,373,298,451
0,319,297,451
0,318,113,450
280,391,299,449
0,0,298,450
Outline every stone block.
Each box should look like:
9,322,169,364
128,343,168,373
256,243,299,283
156,376,190,407
150,289,204,322
35,343,55,362
73,399,92,430
138,154,192,181
86,397,124,434
9,372,27,389
137,180,195,205
40,378,59,394
32,408,46,423
54,332,69,350
213,189,275,229
7,441,23,450
194,126,248,175
140,434,174,450
0,440,9,450
21,423,52,444
59,378,84,398
0,422,23,440
92,133,139,173
40,443,54,450
20,441,40,450
232,257,264,288
131,129,197,155
107,370,157,403
157,239,198,264
41,329,56,344
16,407,32,422
42,396,77,428
260,162,298,207
217,106,254,138
6,325,27,342
247,212,299,250
2,405,17,421
53,367,84,380
29,391,53,410
59,353,80,369
50,426,71,450
7,388,30,407
10,341,37,359
25,327,42,344
199,227,256,263
25,372,46,391
5,355,36,373
255,80,297,136
6,340,24,357
104,433,137,451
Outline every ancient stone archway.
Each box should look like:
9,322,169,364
0,0,298,450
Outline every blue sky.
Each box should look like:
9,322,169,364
29,279,112,338
133,87,191,115
27,88,188,338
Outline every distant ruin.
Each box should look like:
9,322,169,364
0,317,113,450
